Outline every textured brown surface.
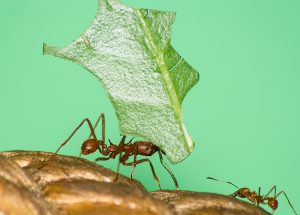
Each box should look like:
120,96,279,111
0,151,145,191
151,190,271,215
0,155,53,215
0,151,172,215
0,151,271,215
43,180,173,215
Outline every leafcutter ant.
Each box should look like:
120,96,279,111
207,177,297,214
44,113,179,190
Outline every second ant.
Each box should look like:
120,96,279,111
207,177,297,214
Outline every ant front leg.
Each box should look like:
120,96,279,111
275,190,298,215
40,118,98,170
264,185,277,214
79,113,105,157
88,113,106,151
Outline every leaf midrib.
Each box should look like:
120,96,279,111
135,10,193,151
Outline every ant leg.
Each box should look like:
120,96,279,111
275,191,298,215
264,186,277,215
88,113,106,152
257,187,261,206
158,151,179,191
230,191,238,198
95,157,110,162
129,143,138,180
56,118,98,154
123,159,161,190
264,186,277,198
115,137,139,181
116,140,137,180
40,118,98,169
114,135,127,181
265,186,276,197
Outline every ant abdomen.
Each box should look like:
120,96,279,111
135,141,160,156
81,139,99,155
236,188,251,198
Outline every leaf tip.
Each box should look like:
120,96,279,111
42,43,62,58
42,43,47,55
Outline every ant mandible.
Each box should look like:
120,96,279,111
46,113,179,190
207,177,297,215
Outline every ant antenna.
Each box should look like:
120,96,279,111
207,177,239,189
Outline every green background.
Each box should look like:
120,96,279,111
0,0,299,213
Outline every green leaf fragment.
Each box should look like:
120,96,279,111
43,0,199,163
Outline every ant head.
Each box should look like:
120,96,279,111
81,139,99,155
267,197,278,210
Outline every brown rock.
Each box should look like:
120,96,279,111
0,151,145,191
42,180,173,215
0,155,54,215
0,151,174,215
0,151,274,215
151,190,271,215
0,155,39,193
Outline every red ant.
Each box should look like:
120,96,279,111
207,177,297,214
46,113,179,190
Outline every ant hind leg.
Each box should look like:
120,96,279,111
123,158,161,190
158,150,179,190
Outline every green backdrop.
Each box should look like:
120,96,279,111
0,0,299,213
